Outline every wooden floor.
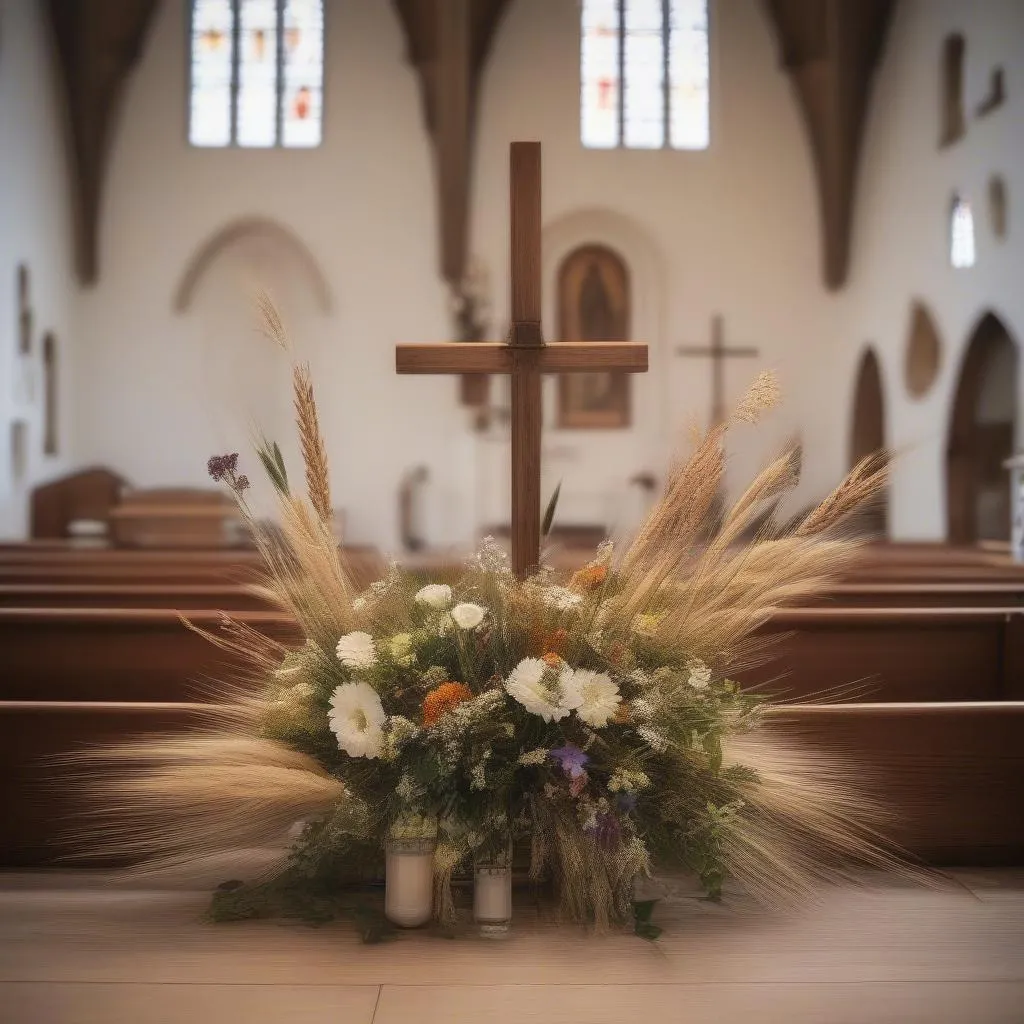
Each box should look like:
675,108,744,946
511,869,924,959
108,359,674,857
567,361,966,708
1,872,1022,1023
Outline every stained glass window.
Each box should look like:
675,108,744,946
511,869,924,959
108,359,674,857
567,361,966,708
189,0,324,148
950,195,976,268
581,0,709,150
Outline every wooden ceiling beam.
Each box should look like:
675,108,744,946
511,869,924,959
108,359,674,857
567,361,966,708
45,0,159,286
393,0,512,288
763,0,896,290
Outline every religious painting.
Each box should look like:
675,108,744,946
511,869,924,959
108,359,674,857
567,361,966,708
557,244,631,429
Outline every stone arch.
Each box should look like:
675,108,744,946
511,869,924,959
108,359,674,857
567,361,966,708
850,347,887,535
946,311,1020,543
940,33,966,146
172,216,332,313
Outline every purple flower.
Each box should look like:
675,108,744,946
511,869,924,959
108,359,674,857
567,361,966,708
590,811,621,850
207,453,239,483
234,474,250,493
615,792,638,814
550,744,589,779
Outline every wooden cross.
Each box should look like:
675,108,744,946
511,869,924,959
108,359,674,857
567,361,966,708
675,315,759,427
396,142,649,579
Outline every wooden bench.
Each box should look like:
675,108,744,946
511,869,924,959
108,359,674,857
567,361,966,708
3,700,1021,867
0,583,274,611
2,605,1021,704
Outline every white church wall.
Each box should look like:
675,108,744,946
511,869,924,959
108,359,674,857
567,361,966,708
71,0,881,553
471,0,840,525
0,0,75,537
846,0,1024,540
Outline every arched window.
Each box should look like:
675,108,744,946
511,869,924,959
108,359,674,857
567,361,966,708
940,33,965,146
950,194,976,268
581,0,709,150
189,0,324,148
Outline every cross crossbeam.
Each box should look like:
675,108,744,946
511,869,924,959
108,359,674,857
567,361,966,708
676,315,759,427
395,142,649,579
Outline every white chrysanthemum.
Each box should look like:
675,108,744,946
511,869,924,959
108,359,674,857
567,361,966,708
335,631,376,670
504,657,569,723
328,681,385,758
415,583,452,609
688,659,712,690
389,632,415,666
541,585,583,610
451,602,486,629
561,667,621,728
517,747,549,766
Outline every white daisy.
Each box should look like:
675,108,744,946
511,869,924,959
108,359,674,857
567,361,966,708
451,602,486,629
414,583,452,609
335,631,376,670
561,667,621,728
504,657,570,723
328,681,385,758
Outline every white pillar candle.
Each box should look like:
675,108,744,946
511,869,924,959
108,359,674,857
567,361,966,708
385,841,435,928
473,866,512,930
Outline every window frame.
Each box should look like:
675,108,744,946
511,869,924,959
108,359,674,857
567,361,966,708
186,0,327,150
580,0,712,152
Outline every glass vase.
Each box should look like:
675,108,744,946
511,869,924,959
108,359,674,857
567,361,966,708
473,841,513,937
385,836,435,928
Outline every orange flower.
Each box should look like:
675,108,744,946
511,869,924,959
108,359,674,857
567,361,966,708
570,563,608,592
422,682,473,726
545,628,570,656
542,652,563,669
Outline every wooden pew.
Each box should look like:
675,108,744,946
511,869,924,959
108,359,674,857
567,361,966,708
0,583,273,611
743,607,1024,702
2,700,1022,867
2,606,1022,704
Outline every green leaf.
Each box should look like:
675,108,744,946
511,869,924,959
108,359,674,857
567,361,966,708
256,444,289,495
272,442,289,487
541,481,562,539
633,898,658,923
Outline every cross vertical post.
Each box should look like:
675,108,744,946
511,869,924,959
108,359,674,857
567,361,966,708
395,142,648,581
509,142,543,579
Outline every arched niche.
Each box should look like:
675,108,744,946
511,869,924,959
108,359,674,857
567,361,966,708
542,208,666,429
946,311,1020,543
849,347,888,535
173,216,332,313
556,243,631,428
904,301,942,398
940,33,966,147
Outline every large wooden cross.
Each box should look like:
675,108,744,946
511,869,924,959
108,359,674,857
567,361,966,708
675,315,759,427
396,143,649,579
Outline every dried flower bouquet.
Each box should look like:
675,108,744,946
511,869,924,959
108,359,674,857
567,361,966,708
78,299,917,934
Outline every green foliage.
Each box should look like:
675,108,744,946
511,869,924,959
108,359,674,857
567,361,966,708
256,437,290,495
541,481,562,539
633,898,662,941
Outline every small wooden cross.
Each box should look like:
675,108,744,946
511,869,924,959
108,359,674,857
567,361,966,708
675,315,759,427
396,143,649,579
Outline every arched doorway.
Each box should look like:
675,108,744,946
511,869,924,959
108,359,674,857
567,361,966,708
946,312,1019,544
849,348,888,535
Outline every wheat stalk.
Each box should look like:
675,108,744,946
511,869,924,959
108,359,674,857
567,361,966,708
293,362,333,526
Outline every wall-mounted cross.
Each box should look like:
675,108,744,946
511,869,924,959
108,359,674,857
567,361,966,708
396,142,649,579
675,315,759,427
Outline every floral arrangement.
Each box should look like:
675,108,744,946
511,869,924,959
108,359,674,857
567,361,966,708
79,297,915,934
